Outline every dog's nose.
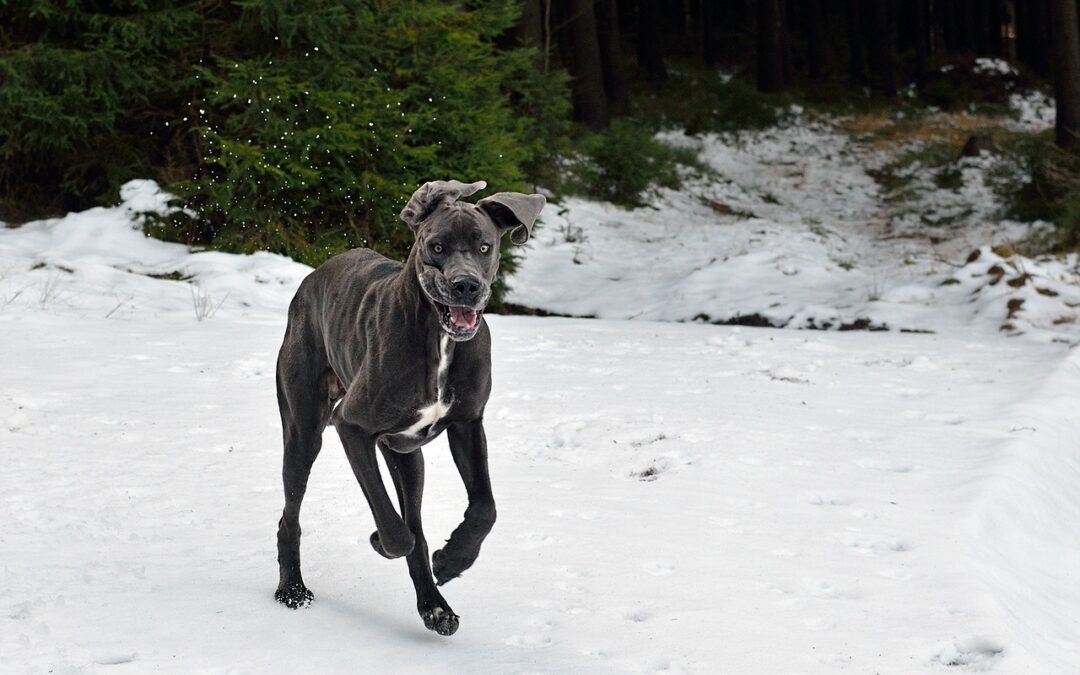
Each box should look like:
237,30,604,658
450,276,483,305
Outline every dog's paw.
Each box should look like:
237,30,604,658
432,549,458,585
370,530,415,559
275,582,314,609
432,547,470,585
421,605,460,636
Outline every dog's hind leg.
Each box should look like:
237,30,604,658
381,447,459,636
274,351,334,609
433,419,497,586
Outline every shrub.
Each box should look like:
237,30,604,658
561,120,703,207
0,2,202,220
630,65,783,135
994,133,1080,251
0,1,570,301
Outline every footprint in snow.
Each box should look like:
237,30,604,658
806,493,852,506
551,565,581,579
93,653,138,665
931,636,1005,669
503,632,554,649
836,532,910,555
623,607,650,623
802,577,860,600
517,532,555,550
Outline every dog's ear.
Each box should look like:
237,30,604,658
400,180,487,230
477,192,547,244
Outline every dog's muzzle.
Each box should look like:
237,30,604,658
418,272,487,341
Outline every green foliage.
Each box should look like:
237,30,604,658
868,142,957,203
0,0,570,302
555,120,704,208
0,2,203,219
629,63,783,134
994,133,1080,251
917,56,1026,112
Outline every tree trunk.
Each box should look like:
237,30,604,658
960,0,977,52
868,0,896,96
595,0,629,115
845,0,866,83
1030,0,1055,77
758,0,787,91
985,0,1003,56
564,0,610,128
805,0,826,80
637,0,668,79
914,0,929,83
702,0,718,66
932,0,948,53
780,0,795,85
517,0,544,69
1051,0,1080,152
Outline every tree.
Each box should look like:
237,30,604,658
1050,0,1080,152
868,0,897,96
595,0,629,115
913,0,929,83
845,0,866,83
1017,0,1053,78
805,0,826,80
637,0,668,79
562,0,610,128
758,0,787,91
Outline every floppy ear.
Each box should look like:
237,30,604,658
476,192,547,244
400,180,487,230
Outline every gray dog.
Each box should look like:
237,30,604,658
274,179,545,636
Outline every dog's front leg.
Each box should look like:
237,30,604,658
380,447,460,636
433,418,497,585
334,418,415,558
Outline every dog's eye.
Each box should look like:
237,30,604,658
479,244,491,254
432,243,443,254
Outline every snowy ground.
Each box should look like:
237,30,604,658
509,110,1080,345
1,139,1078,673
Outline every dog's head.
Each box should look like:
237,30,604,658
400,180,546,341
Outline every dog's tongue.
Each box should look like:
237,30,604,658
450,306,478,330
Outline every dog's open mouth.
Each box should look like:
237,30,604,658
436,303,481,340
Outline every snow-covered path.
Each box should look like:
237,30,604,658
3,304,1076,672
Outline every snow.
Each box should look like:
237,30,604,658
973,58,1018,78
2,168,1078,673
1008,90,1056,131
510,118,1080,344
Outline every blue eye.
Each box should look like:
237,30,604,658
432,243,443,254
480,244,491,254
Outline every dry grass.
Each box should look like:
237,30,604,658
838,111,1012,151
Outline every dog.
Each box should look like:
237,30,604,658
273,179,545,636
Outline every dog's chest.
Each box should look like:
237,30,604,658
401,335,453,437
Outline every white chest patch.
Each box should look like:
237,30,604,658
403,335,452,437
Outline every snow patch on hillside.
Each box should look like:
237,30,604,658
508,116,1080,343
0,180,310,320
